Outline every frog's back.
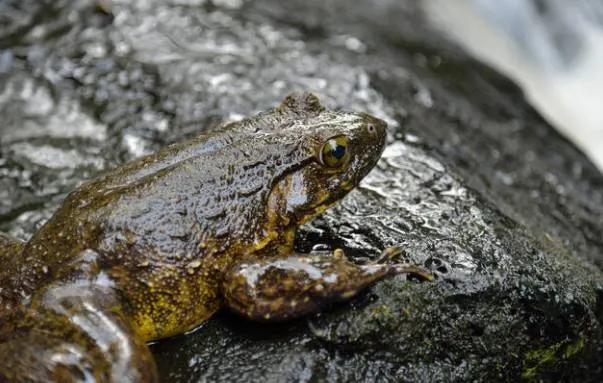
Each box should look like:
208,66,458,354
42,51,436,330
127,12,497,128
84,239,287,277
18,106,306,294
89,132,303,257
69,115,265,198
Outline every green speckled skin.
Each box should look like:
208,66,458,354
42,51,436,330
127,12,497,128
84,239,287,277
0,93,430,382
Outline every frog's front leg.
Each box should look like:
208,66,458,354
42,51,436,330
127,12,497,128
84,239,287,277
222,249,432,321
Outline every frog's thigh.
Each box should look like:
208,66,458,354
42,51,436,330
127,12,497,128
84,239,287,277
0,232,26,312
0,284,158,383
222,250,428,321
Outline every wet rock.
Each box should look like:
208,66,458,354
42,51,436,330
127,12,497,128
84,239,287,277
1,0,602,381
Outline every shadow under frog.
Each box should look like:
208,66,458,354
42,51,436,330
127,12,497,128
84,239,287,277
0,93,431,382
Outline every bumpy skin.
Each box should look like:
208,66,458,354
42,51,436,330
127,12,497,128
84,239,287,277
0,93,430,382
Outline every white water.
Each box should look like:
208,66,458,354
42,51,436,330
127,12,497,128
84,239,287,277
424,0,603,173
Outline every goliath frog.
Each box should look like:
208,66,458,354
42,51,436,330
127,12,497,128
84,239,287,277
0,93,431,382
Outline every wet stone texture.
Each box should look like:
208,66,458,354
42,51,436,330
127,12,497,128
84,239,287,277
1,0,603,382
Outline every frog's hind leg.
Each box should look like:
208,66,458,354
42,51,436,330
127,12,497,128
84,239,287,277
0,283,158,383
222,249,432,321
0,232,27,313
0,231,24,248
0,232,25,262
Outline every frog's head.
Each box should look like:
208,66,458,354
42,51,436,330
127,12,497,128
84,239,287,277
266,92,387,228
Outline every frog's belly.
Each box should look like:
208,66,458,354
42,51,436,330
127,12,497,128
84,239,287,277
113,264,222,341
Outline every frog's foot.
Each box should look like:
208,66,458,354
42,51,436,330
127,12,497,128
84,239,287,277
0,283,158,383
222,250,432,322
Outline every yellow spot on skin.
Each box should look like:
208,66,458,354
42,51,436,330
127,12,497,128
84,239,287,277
290,300,297,308
136,315,158,340
264,313,271,320
253,231,278,252
284,229,295,244
341,181,354,191
341,290,357,299
270,298,285,311
188,260,201,269
313,201,337,216
333,249,345,259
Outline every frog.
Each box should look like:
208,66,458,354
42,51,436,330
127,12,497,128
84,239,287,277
0,92,431,382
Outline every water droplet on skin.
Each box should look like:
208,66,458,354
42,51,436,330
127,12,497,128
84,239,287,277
187,260,202,274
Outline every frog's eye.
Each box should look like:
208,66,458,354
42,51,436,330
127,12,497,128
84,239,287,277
320,136,349,168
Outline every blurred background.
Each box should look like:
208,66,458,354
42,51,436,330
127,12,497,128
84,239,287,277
426,0,603,172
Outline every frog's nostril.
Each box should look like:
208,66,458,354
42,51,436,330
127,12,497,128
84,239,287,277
367,118,387,138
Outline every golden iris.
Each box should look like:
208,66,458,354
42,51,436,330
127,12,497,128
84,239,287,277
320,136,349,168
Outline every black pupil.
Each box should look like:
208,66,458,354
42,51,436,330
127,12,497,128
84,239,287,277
332,144,345,159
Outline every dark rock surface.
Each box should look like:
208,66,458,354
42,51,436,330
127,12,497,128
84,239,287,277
1,0,602,381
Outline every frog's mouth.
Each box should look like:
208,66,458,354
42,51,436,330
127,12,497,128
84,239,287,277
305,174,357,218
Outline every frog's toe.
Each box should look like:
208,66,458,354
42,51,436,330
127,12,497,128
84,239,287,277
332,248,346,260
357,262,433,282
392,264,434,281
370,247,406,264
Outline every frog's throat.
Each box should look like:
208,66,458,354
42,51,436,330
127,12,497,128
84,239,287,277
275,188,348,232
264,164,356,242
